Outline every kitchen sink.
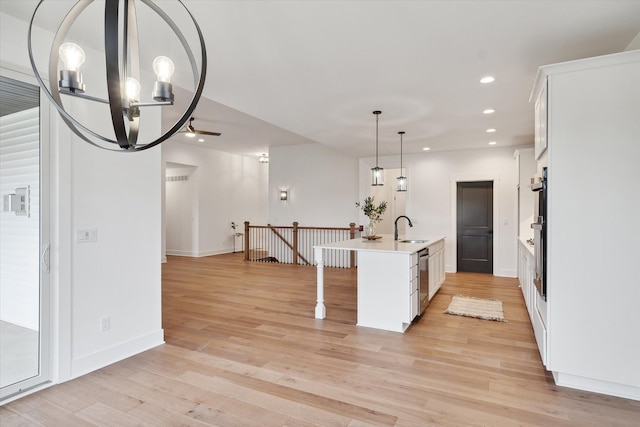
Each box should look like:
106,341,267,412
399,239,428,243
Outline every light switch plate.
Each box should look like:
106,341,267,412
77,228,97,243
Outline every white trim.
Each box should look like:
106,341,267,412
530,50,640,102
449,172,501,274
553,371,640,402
165,248,234,258
70,330,164,380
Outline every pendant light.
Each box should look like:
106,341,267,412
371,110,384,186
397,131,407,192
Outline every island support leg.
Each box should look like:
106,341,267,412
314,247,326,319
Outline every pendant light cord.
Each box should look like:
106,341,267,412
400,132,403,171
373,110,381,167
375,113,379,166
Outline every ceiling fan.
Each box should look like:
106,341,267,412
180,117,221,137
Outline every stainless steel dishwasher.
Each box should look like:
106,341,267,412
418,248,430,315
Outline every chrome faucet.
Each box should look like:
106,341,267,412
394,215,413,241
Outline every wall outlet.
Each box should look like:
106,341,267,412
100,316,110,332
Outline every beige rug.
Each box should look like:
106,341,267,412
444,295,507,322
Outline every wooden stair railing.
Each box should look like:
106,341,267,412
243,221,361,268
268,223,311,265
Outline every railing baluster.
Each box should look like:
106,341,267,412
243,222,361,268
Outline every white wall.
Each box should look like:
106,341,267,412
162,141,268,257
69,139,163,378
1,11,164,383
269,143,359,227
267,142,521,277
358,146,521,277
165,164,198,257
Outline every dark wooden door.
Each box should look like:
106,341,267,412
457,181,493,273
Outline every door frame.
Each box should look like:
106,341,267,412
0,64,52,403
449,172,501,274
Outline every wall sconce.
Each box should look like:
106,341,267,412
280,190,288,201
259,154,269,163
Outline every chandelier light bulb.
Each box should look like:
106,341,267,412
58,42,85,72
153,56,175,83
124,77,141,101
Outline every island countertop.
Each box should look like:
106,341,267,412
314,234,445,254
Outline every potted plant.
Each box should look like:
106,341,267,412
356,196,387,238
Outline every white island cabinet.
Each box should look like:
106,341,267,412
314,235,445,333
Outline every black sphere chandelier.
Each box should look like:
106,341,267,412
28,0,207,151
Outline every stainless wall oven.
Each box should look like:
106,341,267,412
531,167,548,300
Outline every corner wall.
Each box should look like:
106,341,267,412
1,11,164,383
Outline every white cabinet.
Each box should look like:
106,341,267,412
530,50,640,400
517,239,536,316
514,148,536,239
428,240,445,300
357,250,417,332
534,80,548,160
356,238,445,333
518,238,546,365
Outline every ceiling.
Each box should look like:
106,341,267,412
2,1,640,159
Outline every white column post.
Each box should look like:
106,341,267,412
314,247,326,319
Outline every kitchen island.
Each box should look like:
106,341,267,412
314,235,445,332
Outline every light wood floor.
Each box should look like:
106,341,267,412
2,253,639,426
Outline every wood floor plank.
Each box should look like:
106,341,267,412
4,253,639,426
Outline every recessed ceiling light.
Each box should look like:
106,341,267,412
422,147,430,151
483,108,495,114
480,76,495,84
488,141,497,145
198,138,204,142
486,128,496,133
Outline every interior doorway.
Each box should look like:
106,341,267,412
456,181,494,273
164,162,198,257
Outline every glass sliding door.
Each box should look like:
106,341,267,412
0,71,50,402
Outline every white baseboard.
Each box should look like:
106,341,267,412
444,265,517,278
197,248,232,257
495,268,517,278
165,248,234,258
165,249,197,257
70,329,164,380
553,371,640,401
